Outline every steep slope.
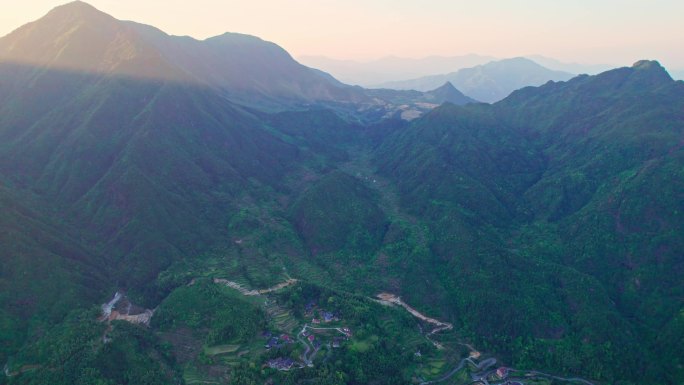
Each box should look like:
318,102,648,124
374,61,684,384
290,171,388,256
0,2,324,291
0,69,307,289
0,183,107,366
378,57,575,102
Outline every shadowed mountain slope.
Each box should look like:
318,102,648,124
0,1,364,109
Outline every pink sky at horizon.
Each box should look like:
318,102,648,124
1,0,683,69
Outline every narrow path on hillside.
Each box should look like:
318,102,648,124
213,278,298,296
376,293,453,333
524,371,596,385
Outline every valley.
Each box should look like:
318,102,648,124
0,2,682,385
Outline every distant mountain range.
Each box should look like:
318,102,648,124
524,55,615,74
376,57,576,103
299,54,613,87
298,54,496,86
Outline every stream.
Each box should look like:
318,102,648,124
101,291,122,319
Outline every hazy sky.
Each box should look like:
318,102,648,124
1,0,683,68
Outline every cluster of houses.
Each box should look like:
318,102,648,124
260,301,356,371
301,328,351,350
312,310,338,324
263,331,294,349
301,330,324,349
305,302,340,324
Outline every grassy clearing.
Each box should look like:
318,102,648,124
204,344,241,355
183,365,219,384
349,339,370,353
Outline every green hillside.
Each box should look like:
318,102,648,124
0,3,682,385
374,61,684,383
0,183,106,367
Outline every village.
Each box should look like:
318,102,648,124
264,301,353,371
95,281,593,385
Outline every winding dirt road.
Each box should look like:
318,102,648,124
376,293,456,350
376,293,453,333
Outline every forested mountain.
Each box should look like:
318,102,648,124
375,60,684,383
0,3,320,371
0,2,682,385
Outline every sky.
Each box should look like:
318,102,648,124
1,0,683,69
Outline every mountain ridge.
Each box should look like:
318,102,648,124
0,1,483,116
0,1,369,109
0,1,184,81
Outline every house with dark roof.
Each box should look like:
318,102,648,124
265,337,279,349
305,301,316,314
322,311,335,322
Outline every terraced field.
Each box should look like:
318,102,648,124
263,299,299,332
204,345,241,356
